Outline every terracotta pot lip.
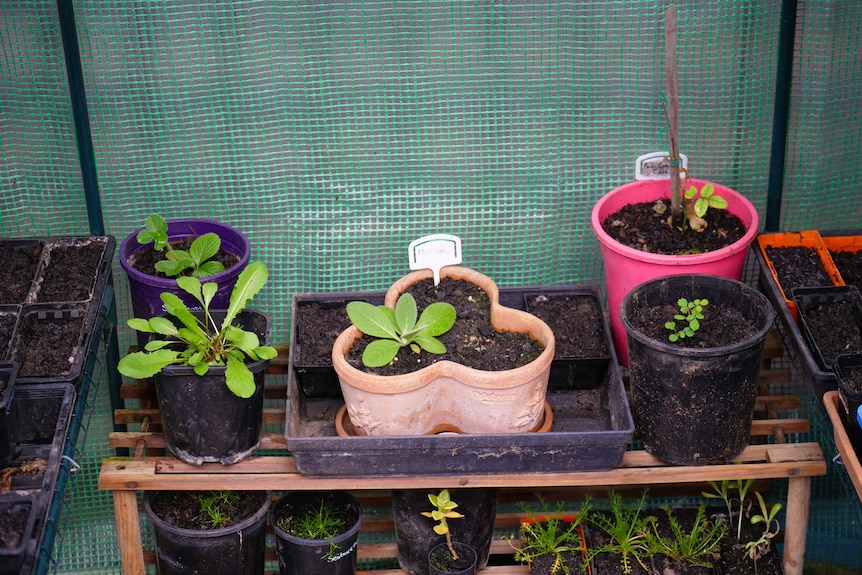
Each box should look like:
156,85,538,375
590,178,760,264
331,266,555,393
620,274,775,357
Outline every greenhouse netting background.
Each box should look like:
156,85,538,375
1,1,860,574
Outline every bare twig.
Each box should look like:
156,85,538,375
664,4,682,228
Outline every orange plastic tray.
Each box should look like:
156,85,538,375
756,230,844,321
824,390,862,501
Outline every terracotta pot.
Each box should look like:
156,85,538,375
332,266,555,436
591,178,759,365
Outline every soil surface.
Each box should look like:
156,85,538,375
130,236,240,278
0,312,18,359
14,314,84,378
839,365,862,394
0,242,41,304
831,248,862,287
149,490,267,531
36,240,106,302
765,246,833,297
295,302,356,366
798,298,862,368
346,278,543,375
602,200,746,255
525,294,609,359
429,543,477,573
0,501,30,549
626,301,758,348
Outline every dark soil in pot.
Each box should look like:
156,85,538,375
831,248,862,287
525,294,608,359
798,299,862,368
0,312,17,358
148,490,267,531
347,278,543,375
626,301,759,348
130,236,240,278
0,500,30,549
601,200,746,255
36,240,105,302
528,550,586,575
713,512,783,575
296,302,354,367
0,243,41,304
765,245,833,295
13,312,84,378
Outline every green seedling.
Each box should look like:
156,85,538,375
586,490,653,574
744,492,782,570
647,505,727,569
421,489,464,561
198,490,239,529
117,261,278,398
685,183,728,218
701,478,754,541
276,498,352,561
136,214,226,278
346,293,456,367
509,496,591,575
665,297,709,342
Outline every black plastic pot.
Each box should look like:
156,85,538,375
0,496,37,575
152,310,271,465
835,352,862,455
621,274,775,465
0,362,18,469
144,490,270,575
392,488,498,575
270,491,362,575
793,285,862,372
428,542,477,575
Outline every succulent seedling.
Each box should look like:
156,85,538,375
421,489,464,560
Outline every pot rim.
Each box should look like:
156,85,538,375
143,490,271,538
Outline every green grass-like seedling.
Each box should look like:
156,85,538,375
665,297,709,342
510,497,591,575
346,293,456,367
586,490,653,574
647,505,727,569
198,490,239,529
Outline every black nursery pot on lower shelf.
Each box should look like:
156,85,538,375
793,285,862,374
0,496,38,575
835,352,862,455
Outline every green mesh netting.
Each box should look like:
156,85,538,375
2,1,861,574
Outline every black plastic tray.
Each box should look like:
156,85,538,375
793,285,862,371
4,236,115,386
285,284,634,477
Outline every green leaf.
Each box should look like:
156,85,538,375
225,355,256,398
189,232,221,265
394,293,418,333
225,324,261,353
690,318,700,331
413,333,446,354
201,282,218,308
193,362,209,376
665,321,677,330
224,262,268,328
128,318,155,333
669,333,679,342
417,302,457,336
176,275,204,305
347,301,400,339
117,349,181,379
362,339,402,367
694,197,709,218
254,345,278,360
195,261,226,278
161,292,205,335
684,187,698,200
700,184,715,198
708,195,728,210
137,214,168,249
147,316,180,337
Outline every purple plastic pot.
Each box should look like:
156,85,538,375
119,219,251,325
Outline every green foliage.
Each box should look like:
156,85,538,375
744,492,782,568
684,183,728,219
510,497,591,575
117,261,278,398
276,497,352,561
135,214,226,278
665,297,709,342
198,490,239,529
421,489,464,561
701,478,754,541
586,490,653,574
647,505,727,569
346,293,456,367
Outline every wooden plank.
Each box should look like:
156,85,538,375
108,432,287,450
114,407,286,425
98,442,825,492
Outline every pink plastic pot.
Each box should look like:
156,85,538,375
591,178,759,365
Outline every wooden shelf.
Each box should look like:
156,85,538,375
99,334,826,575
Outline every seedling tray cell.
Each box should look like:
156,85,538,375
793,285,862,371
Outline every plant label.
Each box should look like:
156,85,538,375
408,234,462,286
634,152,688,180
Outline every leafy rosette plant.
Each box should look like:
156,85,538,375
137,213,226,277
346,293,456,367
117,261,278,398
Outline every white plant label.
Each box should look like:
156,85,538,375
408,234,462,286
634,152,688,180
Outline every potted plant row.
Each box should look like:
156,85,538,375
285,265,634,476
